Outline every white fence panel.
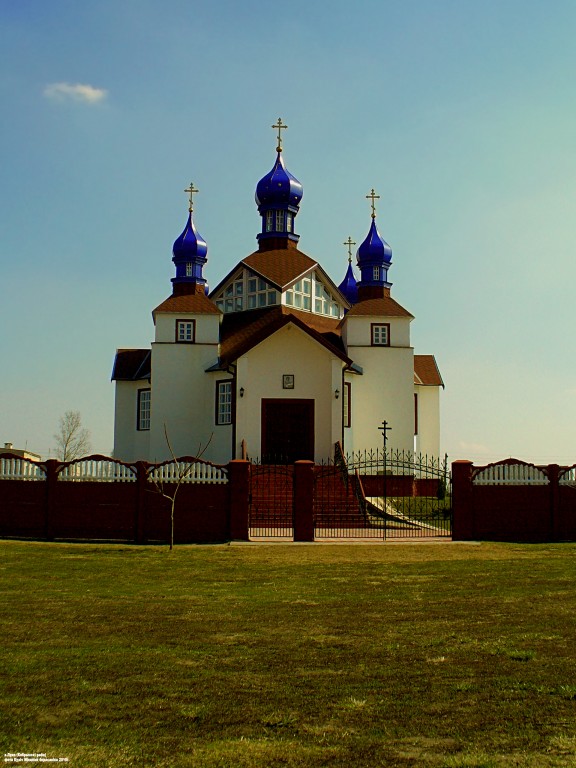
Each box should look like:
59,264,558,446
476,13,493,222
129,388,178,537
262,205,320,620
58,460,137,482
473,463,548,486
559,467,576,486
0,458,45,480
149,461,228,484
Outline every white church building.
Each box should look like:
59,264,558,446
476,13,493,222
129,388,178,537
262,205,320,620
112,122,443,465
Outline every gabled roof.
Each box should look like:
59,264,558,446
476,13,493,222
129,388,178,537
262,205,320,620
414,355,444,388
344,296,414,319
208,248,350,308
242,248,317,289
152,292,221,317
216,306,350,369
112,349,151,381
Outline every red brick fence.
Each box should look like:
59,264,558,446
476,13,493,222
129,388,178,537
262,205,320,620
0,454,249,544
452,458,576,542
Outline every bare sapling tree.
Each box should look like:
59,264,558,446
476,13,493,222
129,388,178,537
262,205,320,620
53,410,92,461
149,425,213,551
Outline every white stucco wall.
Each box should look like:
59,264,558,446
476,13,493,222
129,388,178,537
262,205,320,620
414,384,441,458
342,312,414,455
234,324,345,461
342,315,411,349
113,380,151,462
344,345,415,455
154,313,221,345
149,340,230,463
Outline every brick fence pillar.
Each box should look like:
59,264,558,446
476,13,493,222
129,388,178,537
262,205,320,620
548,464,560,541
44,459,59,541
135,462,149,544
294,460,315,542
228,460,250,541
451,460,474,540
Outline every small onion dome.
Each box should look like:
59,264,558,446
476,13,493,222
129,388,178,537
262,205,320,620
356,218,392,266
255,151,303,212
172,211,207,261
338,262,358,305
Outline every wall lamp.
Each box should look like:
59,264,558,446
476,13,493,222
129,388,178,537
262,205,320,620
334,388,340,399
239,387,245,398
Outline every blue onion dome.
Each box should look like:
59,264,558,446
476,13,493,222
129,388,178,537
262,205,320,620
338,261,358,305
255,151,303,212
172,211,207,261
356,218,392,265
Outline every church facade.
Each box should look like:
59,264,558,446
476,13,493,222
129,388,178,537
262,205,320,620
112,122,443,464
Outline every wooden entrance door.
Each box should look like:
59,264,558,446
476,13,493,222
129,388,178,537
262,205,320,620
261,399,314,464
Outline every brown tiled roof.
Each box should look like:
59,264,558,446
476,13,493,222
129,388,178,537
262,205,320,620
218,306,350,368
111,349,151,381
153,292,221,316
344,296,414,318
241,249,318,288
414,355,444,387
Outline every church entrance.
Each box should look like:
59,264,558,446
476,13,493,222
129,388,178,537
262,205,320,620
261,399,314,464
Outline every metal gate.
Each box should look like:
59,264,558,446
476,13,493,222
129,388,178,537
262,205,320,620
314,448,452,539
249,462,294,539
314,462,385,539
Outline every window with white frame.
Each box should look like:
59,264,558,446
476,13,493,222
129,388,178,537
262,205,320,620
214,270,278,313
371,323,390,346
285,272,342,318
373,266,380,281
185,263,193,277
137,389,151,431
216,380,233,425
176,319,195,343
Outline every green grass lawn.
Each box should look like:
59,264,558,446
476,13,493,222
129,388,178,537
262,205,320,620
1,540,576,767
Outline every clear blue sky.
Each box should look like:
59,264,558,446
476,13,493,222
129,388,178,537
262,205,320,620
2,0,576,464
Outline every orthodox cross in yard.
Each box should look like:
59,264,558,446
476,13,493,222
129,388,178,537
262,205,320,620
366,188,380,218
343,236,356,263
379,420,392,451
184,182,199,213
272,117,288,152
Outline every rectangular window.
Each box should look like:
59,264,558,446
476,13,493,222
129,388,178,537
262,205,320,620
373,266,380,281
266,211,273,232
343,382,351,428
137,389,151,431
185,263,193,277
176,319,195,343
216,380,233,425
371,323,390,346
276,211,285,231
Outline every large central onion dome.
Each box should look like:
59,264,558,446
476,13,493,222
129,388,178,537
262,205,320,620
255,151,303,210
255,147,303,249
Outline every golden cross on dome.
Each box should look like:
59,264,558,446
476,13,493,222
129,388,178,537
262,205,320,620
272,117,288,152
343,236,356,263
184,182,199,212
366,188,380,218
